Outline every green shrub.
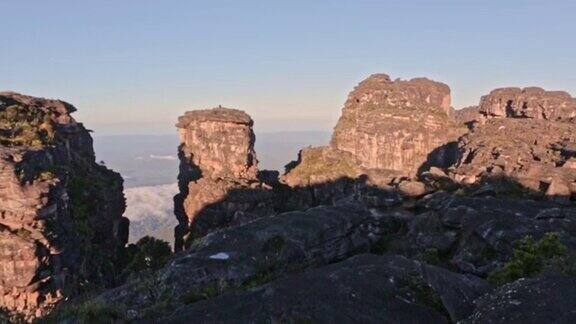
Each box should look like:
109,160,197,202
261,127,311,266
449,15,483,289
38,300,125,324
488,232,567,285
123,236,173,274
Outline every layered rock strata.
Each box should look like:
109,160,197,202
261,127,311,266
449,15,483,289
284,74,466,190
174,107,275,251
0,92,128,320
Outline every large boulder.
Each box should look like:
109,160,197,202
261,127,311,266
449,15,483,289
0,92,128,320
96,204,391,320
161,254,492,323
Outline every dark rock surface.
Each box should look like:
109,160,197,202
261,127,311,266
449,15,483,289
465,275,576,323
97,204,389,319
162,254,491,323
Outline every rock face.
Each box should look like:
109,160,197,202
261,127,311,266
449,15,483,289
0,92,128,320
478,87,576,120
452,87,576,201
331,74,464,176
284,74,466,190
174,107,274,251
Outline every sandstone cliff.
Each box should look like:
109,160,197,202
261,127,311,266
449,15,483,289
174,107,275,251
452,87,576,201
0,92,128,320
284,73,466,189
478,87,576,120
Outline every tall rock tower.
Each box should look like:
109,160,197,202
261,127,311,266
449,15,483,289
174,107,274,251
0,92,128,320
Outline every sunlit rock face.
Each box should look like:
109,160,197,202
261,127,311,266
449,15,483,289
0,92,127,320
331,74,464,176
478,87,576,120
174,107,274,251
452,87,576,201
284,74,466,192
176,108,258,180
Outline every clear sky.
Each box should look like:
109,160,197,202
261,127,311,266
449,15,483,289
2,0,575,135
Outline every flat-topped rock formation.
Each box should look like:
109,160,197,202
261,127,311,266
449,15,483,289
174,107,274,251
176,107,258,180
478,87,576,120
451,87,576,201
284,73,466,191
331,74,463,175
0,92,128,320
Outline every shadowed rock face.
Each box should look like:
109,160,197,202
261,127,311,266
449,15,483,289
479,87,576,120
330,74,464,176
0,92,128,320
174,107,274,251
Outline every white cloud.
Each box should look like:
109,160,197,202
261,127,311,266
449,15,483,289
124,183,179,222
149,154,177,160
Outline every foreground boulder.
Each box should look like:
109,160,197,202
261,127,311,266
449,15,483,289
0,92,128,320
161,254,492,323
174,107,275,251
96,204,389,320
465,275,576,323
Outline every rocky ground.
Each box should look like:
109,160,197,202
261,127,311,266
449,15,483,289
2,73,576,323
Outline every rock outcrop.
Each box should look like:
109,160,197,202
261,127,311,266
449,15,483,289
284,74,466,190
174,107,275,251
454,106,480,128
331,74,465,176
478,87,576,120
0,92,128,320
451,87,576,202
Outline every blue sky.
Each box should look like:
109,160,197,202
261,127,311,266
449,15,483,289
2,0,575,134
